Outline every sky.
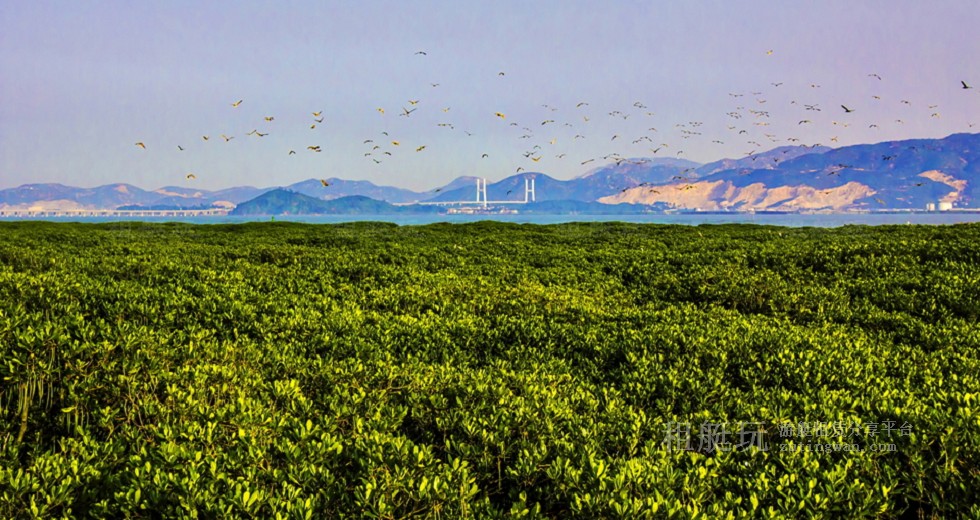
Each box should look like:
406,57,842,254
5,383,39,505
1,0,979,192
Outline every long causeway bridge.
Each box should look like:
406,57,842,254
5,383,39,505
0,208,230,218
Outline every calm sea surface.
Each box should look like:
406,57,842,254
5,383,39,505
6,213,980,227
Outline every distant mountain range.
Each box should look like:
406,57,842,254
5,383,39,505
230,189,670,216
601,133,980,211
3,133,978,213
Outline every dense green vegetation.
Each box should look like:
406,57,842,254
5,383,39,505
1,221,979,518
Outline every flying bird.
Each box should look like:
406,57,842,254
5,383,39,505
135,142,146,149
313,111,322,117
177,145,184,151
288,150,296,155
186,173,196,179
962,81,973,89
416,145,426,152
377,108,384,115
264,116,274,121
231,100,242,107
221,135,233,142
841,105,855,113
320,179,330,186
495,112,505,119
415,51,427,55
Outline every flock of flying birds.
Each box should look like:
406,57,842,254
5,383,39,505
133,50,978,190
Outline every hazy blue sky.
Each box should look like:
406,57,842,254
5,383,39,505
2,1,978,191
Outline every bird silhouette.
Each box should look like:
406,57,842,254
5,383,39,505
416,145,426,152
135,142,146,149
841,105,854,113
313,111,322,117
202,136,209,141
320,179,330,187
962,81,972,89
264,116,274,122
177,145,184,150
231,100,242,107
415,51,427,55
186,173,196,179
495,112,505,119
288,150,296,155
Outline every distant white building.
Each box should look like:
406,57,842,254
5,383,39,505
926,203,936,211
938,201,953,211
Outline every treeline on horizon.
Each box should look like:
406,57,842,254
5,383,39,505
1,221,978,518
